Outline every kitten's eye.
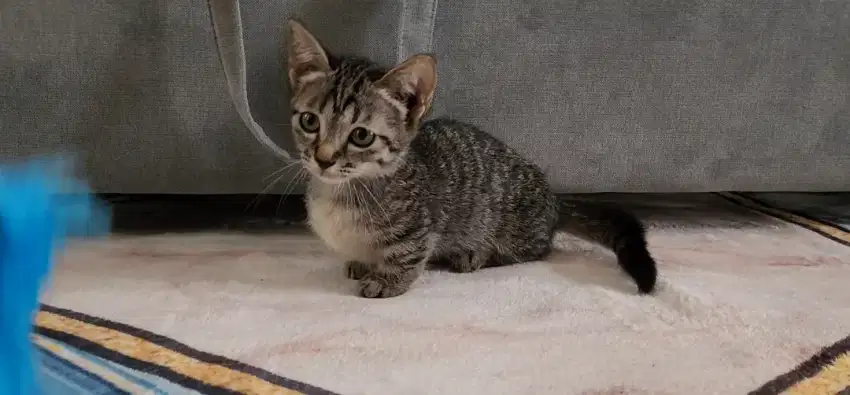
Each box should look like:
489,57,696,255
298,112,320,133
348,127,375,148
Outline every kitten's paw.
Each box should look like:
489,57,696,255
358,274,411,298
346,261,372,280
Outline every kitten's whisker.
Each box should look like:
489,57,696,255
345,180,355,211
246,168,292,212
352,180,375,226
263,161,301,181
276,168,307,215
358,178,390,222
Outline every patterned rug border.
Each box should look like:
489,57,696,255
717,192,850,247
35,304,341,395
748,333,850,395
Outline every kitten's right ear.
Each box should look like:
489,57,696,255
286,19,331,89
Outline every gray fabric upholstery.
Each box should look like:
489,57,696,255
430,0,850,192
2,0,848,193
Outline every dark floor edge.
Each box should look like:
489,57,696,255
734,192,850,231
718,192,850,248
748,333,850,395
39,304,341,395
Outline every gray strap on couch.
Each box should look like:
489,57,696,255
207,0,293,161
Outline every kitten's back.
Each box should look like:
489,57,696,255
407,118,560,262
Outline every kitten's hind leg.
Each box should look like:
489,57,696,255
487,238,553,267
346,260,373,280
449,250,491,273
448,242,550,273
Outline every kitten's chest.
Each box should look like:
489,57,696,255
306,195,378,262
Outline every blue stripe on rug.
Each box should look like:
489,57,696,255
36,344,129,395
34,334,203,395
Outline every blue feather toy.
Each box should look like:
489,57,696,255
0,159,109,395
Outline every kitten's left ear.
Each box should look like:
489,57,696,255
376,54,437,127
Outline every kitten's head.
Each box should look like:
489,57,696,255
285,20,436,184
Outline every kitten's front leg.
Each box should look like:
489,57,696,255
358,239,428,298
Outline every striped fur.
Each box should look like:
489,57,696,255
286,20,657,297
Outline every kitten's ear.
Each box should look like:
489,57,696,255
286,19,331,89
376,54,437,126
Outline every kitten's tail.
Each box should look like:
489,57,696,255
558,201,658,294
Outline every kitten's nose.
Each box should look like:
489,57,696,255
315,158,335,170
314,144,336,171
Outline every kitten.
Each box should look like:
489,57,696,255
285,20,658,298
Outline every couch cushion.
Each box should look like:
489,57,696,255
429,0,850,192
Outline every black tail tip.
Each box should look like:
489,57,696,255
635,270,657,294
619,253,658,294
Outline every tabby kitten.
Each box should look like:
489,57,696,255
285,20,658,298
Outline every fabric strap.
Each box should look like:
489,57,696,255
206,0,293,161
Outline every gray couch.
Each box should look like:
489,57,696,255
3,0,849,193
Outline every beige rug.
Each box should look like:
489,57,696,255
38,194,850,394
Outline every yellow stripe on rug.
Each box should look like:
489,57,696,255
35,310,304,395
784,353,850,395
